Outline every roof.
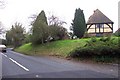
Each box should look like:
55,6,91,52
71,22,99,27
87,9,114,24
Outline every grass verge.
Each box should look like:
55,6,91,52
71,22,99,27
15,37,119,63
15,38,89,57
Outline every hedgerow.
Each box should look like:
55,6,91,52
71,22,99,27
69,37,120,62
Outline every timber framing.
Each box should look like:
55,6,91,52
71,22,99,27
86,9,114,36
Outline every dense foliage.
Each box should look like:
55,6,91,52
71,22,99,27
49,25,67,40
71,8,86,38
6,22,25,48
31,12,68,45
48,15,68,40
31,10,49,44
23,33,32,44
70,37,120,62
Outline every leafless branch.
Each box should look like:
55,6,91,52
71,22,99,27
48,15,67,26
0,0,6,9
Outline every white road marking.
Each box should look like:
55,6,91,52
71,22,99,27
36,75,39,78
9,58,29,72
36,75,42,78
1,53,7,57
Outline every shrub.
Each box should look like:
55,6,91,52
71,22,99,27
69,37,119,62
70,45,119,62
93,56,114,63
99,36,111,42
91,37,97,42
70,47,94,58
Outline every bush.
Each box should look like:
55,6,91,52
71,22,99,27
114,28,120,37
91,37,97,42
69,37,120,62
93,56,114,63
70,45,119,57
70,47,94,58
99,36,111,42
70,45,119,62
49,25,68,41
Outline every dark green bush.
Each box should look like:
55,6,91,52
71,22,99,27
69,36,120,62
91,37,97,42
93,56,114,63
99,36,111,42
70,45,119,58
70,47,94,58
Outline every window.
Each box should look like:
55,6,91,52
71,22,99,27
96,24,103,28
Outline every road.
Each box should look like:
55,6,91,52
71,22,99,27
1,49,118,78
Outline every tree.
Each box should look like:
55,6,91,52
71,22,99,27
71,8,86,38
0,0,5,9
48,15,66,26
0,0,5,45
23,32,32,44
6,30,13,45
49,25,67,40
28,14,37,26
0,22,5,44
0,22,4,34
6,22,25,47
48,15,68,40
32,10,49,45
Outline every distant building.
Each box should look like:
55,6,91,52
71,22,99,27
86,9,114,36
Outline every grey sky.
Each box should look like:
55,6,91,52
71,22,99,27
0,0,119,33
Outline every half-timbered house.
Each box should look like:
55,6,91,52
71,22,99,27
86,9,114,36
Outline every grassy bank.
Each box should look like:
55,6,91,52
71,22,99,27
15,37,119,63
15,38,90,57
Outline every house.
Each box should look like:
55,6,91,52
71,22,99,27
86,9,114,36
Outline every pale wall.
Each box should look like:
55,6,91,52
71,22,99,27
87,24,112,33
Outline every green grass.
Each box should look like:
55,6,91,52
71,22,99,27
15,36,119,58
15,38,90,57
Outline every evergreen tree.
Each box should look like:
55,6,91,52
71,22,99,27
72,8,86,38
35,10,48,25
32,10,49,44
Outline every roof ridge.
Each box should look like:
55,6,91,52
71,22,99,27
87,9,113,24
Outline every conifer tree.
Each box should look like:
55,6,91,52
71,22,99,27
71,8,86,38
32,10,49,44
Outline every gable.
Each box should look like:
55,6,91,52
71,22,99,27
87,9,114,24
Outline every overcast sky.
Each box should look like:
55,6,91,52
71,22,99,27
0,0,119,33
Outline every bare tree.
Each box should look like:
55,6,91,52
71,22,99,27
0,0,6,34
0,0,5,44
0,22,4,44
0,22,5,34
28,14,37,26
48,15,67,26
0,0,5,9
